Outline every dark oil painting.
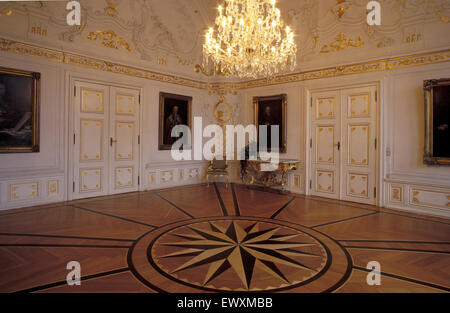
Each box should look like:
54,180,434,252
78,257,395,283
254,94,287,153
0,67,40,153
159,92,192,150
424,79,450,165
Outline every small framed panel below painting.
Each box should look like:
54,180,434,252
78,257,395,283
159,92,192,151
253,94,287,153
424,78,450,165
0,67,40,153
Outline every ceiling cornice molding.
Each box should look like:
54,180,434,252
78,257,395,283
238,49,450,89
1,37,449,93
0,37,208,90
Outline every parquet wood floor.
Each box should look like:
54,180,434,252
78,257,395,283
0,183,448,293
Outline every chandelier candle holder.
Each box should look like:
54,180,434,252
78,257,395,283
203,0,297,78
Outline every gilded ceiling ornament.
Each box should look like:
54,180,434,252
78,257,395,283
157,57,167,65
404,30,422,43
176,55,195,66
105,2,118,17
320,33,364,53
87,30,131,52
0,9,12,17
30,25,47,37
313,34,319,49
431,0,450,23
194,64,229,77
206,82,239,97
61,20,87,42
331,0,351,21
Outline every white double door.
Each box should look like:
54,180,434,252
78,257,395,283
310,85,377,205
72,80,140,199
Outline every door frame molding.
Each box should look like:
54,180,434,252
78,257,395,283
305,79,384,207
66,73,143,201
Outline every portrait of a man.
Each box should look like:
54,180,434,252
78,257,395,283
159,92,192,150
164,105,183,145
254,94,287,153
0,67,40,153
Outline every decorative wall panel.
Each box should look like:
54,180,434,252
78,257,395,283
347,173,369,198
189,168,200,179
348,124,369,166
115,122,134,160
316,97,335,119
389,184,403,203
316,126,334,163
81,88,104,113
115,167,133,188
116,94,135,115
80,169,102,192
148,172,157,185
294,175,301,188
48,180,58,197
316,170,334,193
143,162,208,190
9,182,38,201
80,120,103,161
348,94,370,118
161,171,174,183
410,188,450,210
289,171,304,194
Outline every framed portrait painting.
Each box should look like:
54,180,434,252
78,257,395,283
0,67,40,153
159,92,192,150
253,94,287,153
424,79,450,165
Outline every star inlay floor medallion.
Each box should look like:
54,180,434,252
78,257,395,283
149,219,328,291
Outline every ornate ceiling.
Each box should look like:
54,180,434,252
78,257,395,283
0,0,448,81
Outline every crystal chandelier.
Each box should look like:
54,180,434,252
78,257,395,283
203,0,297,78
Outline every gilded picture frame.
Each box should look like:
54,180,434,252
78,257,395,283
253,94,287,153
158,92,192,151
0,66,40,153
424,78,450,165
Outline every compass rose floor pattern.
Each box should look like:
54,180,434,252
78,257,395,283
0,183,449,293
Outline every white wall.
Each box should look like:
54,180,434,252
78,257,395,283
240,63,450,217
384,63,450,217
0,50,211,210
1,47,450,218
1,49,449,218
241,84,306,194
0,52,66,209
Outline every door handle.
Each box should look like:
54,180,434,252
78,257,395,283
110,138,117,146
335,141,340,151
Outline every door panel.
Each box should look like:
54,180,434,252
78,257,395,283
341,86,377,204
80,119,103,161
311,91,340,200
109,87,140,194
73,82,110,199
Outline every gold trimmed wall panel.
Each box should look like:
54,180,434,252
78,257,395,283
48,180,58,197
9,182,38,201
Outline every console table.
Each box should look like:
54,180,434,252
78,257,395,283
240,159,300,190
